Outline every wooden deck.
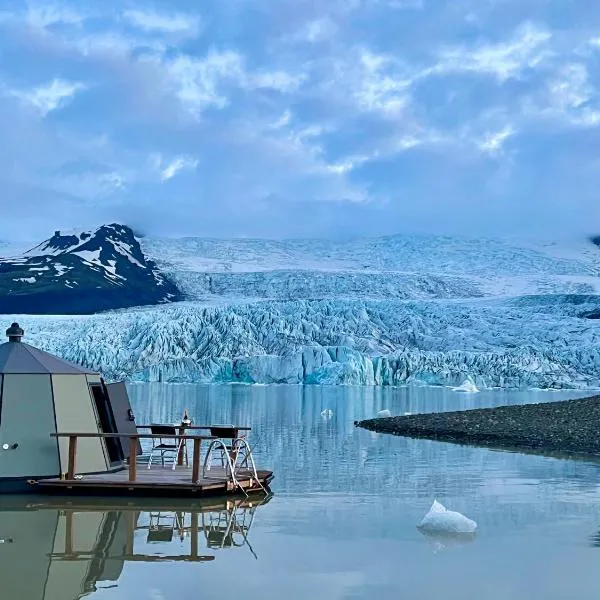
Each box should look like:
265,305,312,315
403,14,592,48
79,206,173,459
32,466,274,498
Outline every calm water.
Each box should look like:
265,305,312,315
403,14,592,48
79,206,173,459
5,384,600,600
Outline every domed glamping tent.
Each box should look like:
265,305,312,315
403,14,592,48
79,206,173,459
0,323,137,492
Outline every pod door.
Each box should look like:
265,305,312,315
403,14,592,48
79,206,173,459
104,381,142,459
89,383,123,465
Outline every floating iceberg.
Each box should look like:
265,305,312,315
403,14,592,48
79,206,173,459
320,409,333,418
418,500,477,534
376,409,392,418
452,377,480,393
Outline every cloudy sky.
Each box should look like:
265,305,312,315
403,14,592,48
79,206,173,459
1,0,600,240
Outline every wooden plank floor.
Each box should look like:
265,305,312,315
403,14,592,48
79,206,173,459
33,466,274,498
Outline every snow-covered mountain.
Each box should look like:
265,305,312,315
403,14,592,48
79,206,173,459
0,224,181,314
141,234,600,299
3,229,600,389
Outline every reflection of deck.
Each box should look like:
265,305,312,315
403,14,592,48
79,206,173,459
0,493,272,600
34,467,274,497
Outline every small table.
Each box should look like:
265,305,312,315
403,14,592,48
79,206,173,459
136,424,252,466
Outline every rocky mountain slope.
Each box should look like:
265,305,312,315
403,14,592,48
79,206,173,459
0,224,181,314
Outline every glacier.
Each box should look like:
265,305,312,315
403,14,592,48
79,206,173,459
9,294,600,389
4,231,600,389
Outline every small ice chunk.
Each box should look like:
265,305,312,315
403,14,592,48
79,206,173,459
320,409,333,418
418,500,477,534
376,409,391,418
452,377,479,393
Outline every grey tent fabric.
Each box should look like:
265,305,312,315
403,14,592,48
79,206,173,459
0,342,94,374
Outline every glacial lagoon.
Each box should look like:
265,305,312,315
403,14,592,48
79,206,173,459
5,383,600,600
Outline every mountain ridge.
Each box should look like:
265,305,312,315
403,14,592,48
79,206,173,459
0,223,182,315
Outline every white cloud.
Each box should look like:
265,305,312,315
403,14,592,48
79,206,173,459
292,17,338,43
269,110,293,129
353,50,412,115
167,50,244,115
523,63,600,128
11,78,87,116
433,22,553,81
123,9,202,38
25,3,89,29
166,50,305,117
547,63,592,111
250,70,306,93
326,153,372,174
57,170,126,199
382,0,424,8
154,155,199,181
225,116,369,205
99,171,126,190
478,124,516,155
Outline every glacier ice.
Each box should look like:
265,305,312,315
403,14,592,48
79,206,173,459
418,500,477,534
7,292,600,389
376,409,392,417
4,232,600,389
452,377,480,393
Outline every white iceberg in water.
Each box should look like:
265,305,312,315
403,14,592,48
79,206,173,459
376,409,391,418
452,377,479,393
418,500,477,534
320,409,333,418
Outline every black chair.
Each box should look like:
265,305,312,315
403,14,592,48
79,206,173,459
147,424,187,470
209,426,240,465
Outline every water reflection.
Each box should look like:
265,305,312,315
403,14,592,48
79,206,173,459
25,383,600,600
0,495,270,600
417,529,477,554
589,529,600,548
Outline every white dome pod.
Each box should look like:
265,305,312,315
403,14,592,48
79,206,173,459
418,500,477,534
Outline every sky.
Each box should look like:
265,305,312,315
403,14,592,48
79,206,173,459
1,0,600,241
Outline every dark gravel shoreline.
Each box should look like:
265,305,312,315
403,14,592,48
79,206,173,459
356,395,600,458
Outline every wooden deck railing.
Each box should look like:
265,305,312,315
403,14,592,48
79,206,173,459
50,432,217,484
136,425,251,466
136,425,251,430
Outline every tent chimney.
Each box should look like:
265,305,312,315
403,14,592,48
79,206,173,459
6,322,24,342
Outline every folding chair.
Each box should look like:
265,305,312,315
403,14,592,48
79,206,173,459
147,424,188,470
208,426,241,466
